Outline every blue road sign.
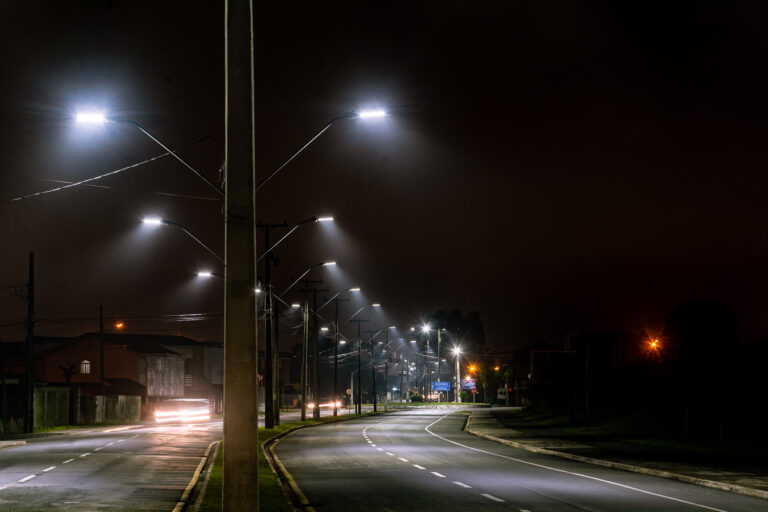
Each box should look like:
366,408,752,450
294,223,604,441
432,381,450,391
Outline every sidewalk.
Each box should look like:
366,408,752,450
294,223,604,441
466,407,768,500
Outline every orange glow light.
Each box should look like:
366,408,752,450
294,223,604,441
115,322,124,330
494,366,500,371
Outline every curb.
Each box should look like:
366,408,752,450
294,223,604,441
0,440,26,451
464,415,768,501
264,414,378,512
172,440,219,512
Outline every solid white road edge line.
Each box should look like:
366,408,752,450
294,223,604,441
424,414,727,512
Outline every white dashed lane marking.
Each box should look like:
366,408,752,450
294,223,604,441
18,475,36,483
386,452,395,456
376,448,383,451
94,447,103,451
62,459,74,464
431,472,446,478
79,453,90,457
413,464,426,470
398,457,409,462
482,493,504,503
42,467,56,472
454,481,471,488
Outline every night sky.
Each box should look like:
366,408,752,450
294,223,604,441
3,1,768,352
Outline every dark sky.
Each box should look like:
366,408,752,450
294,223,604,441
3,1,768,351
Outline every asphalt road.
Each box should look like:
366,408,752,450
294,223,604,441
274,408,767,512
0,420,222,511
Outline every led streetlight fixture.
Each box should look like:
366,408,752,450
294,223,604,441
323,261,337,266
357,109,387,119
317,216,334,222
142,217,163,226
255,287,262,294
348,287,361,292
422,324,431,333
372,303,381,307
291,303,301,308
198,271,213,278
75,111,107,124
320,326,329,332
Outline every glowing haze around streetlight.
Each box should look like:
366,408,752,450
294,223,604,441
75,111,107,124
357,109,387,119
197,271,213,278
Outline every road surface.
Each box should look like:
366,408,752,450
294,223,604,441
0,421,221,511
274,408,767,512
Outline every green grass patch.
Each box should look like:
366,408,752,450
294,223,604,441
198,413,371,511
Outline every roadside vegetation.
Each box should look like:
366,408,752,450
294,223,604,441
198,413,370,512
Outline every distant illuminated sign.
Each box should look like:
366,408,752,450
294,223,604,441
461,378,476,390
432,381,450,391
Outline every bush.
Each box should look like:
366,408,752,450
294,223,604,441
410,393,424,402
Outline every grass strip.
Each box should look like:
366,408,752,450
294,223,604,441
198,413,369,512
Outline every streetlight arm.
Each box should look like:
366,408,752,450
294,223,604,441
161,220,224,263
311,291,340,319
115,119,224,196
256,217,317,263
255,114,356,192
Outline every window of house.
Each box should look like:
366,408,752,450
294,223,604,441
81,360,91,375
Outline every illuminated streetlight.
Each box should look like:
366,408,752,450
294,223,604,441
317,216,334,222
357,109,387,119
75,111,223,195
255,109,388,192
143,216,223,263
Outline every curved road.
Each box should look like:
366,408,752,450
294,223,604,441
275,408,766,512
0,421,221,511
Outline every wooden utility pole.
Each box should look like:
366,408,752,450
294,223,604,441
224,0,259,509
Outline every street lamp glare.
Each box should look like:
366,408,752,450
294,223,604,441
452,347,462,355
197,271,213,278
372,303,381,307
348,287,361,292
75,111,107,124
388,325,396,329
410,327,416,332
255,287,262,294
323,261,336,266
410,339,416,344
317,216,334,222
357,109,387,119
422,324,431,333
291,303,301,308
142,217,163,226
320,326,329,332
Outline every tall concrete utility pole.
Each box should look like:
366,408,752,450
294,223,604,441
257,222,286,429
25,252,34,434
224,1,259,509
